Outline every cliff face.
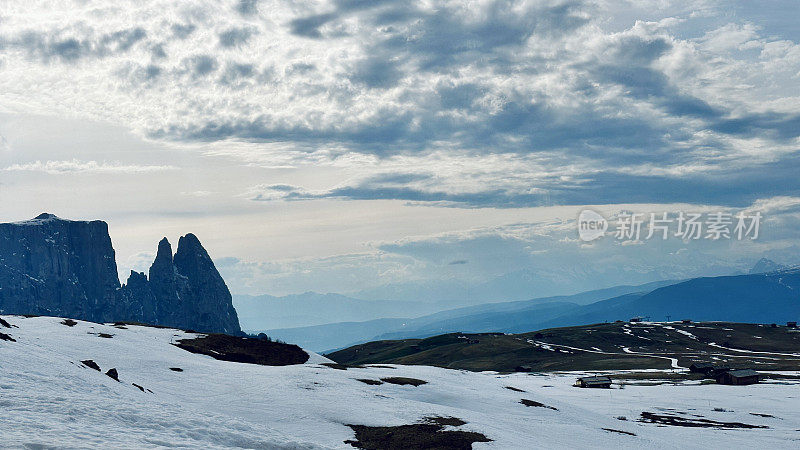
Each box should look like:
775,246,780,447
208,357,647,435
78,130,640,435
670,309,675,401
172,233,241,334
0,214,241,334
121,234,241,334
0,213,121,321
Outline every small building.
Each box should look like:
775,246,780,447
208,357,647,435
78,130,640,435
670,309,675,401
788,322,798,328
575,376,612,388
514,365,532,372
708,367,733,379
689,363,714,375
715,369,760,385
629,317,642,323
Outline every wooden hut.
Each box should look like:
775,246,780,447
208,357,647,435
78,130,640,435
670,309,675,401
688,363,714,375
715,369,760,385
575,376,612,388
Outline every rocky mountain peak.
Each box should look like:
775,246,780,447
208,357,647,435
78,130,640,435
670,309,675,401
1,216,241,334
33,212,61,221
0,214,120,321
154,237,173,263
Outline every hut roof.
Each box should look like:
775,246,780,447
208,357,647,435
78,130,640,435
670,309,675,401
725,369,759,378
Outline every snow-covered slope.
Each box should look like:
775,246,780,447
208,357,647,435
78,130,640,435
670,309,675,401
1,315,798,448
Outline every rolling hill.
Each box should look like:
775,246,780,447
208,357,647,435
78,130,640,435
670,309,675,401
327,320,800,373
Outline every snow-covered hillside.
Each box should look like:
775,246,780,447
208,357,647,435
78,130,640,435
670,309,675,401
1,315,799,449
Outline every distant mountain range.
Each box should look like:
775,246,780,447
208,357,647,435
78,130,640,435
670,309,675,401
232,278,685,332
264,264,800,352
749,257,787,274
238,258,792,336
348,264,739,305
261,280,679,351
233,292,438,331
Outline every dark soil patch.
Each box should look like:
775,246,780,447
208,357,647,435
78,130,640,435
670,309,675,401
0,318,12,328
106,368,119,381
366,365,397,369
520,399,557,410
0,332,16,342
602,428,636,436
639,412,768,429
321,362,356,370
173,333,309,366
504,386,525,392
345,416,490,449
423,417,467,427
132,383,145,392
380,377,427,386
81,360,101,371
97,333,114,338
169,367,184,372
750,413,777,418
61,319,78,327
113,321,173,329
357,379,383,385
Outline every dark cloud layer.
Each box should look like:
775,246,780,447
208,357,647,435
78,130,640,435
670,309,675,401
13,27,147,62
3,0,799,210
218,27,257,48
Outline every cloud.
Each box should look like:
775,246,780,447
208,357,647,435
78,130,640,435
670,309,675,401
12,27,147,62
217,195,800,297
288,13,337,39
349,57,402,88
1,0,800,209
182,54,219,77
181,190,215,197
3,160,178,174
218,27,257,48
170,23,197,39
236,0,259,16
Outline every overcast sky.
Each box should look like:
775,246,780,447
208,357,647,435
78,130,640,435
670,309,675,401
1,0,799,300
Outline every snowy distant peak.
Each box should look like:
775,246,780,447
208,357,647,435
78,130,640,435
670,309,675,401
11,213,106,227
750,258,786,274
13,212,69,224
33,212,60,221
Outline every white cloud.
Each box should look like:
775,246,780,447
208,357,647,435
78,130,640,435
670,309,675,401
3,159,177,174
216,196,800,297
2,0,800,300
181,190,215,197
698,23,760,53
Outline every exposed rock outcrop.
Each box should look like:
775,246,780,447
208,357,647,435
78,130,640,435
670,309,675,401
0,214,241,334
0,214,121,321
121,234,241,334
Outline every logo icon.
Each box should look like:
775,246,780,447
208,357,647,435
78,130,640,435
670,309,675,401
578,209,607,241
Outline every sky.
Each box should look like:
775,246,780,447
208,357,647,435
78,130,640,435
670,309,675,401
1,0,799,302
